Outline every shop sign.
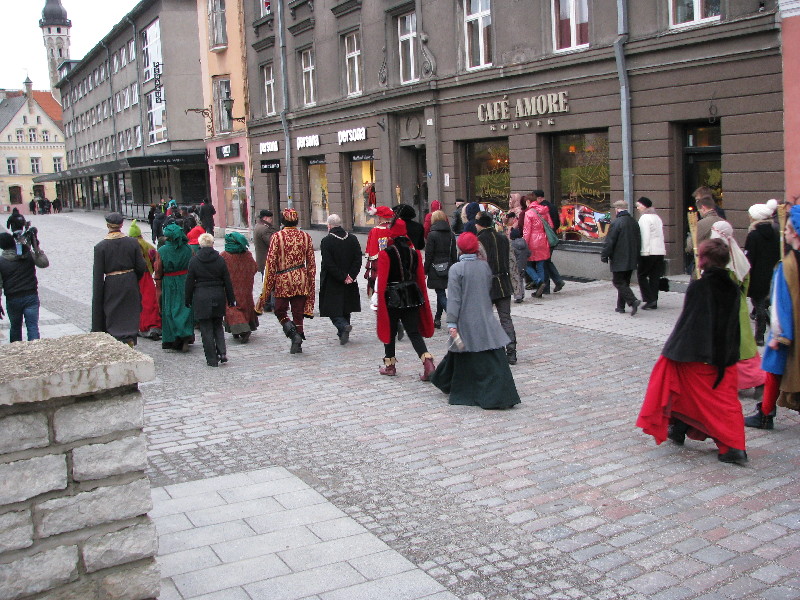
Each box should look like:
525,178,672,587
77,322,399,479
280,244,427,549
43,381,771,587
308,157,326,165
261,159,280,173
477,91,569,126
297,134,320,150
259,141,279,153
350,152,373,162
216,143,240,159
154,62,163,104
338,127,367,145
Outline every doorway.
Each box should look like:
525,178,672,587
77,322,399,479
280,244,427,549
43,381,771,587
683,123,721,271
398,146,427,220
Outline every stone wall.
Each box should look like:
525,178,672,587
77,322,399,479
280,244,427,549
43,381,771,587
0,333,159,600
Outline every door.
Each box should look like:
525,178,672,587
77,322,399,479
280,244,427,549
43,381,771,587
683,124,721,272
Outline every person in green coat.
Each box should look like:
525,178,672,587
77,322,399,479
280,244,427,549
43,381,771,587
154,224,195,351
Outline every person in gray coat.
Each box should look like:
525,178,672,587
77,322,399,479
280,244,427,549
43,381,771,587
430,232,521,409
601,200,642,315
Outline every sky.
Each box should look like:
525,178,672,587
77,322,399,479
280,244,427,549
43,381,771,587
0,0,141,91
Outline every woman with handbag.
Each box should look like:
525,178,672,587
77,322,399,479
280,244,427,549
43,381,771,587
376,218,436,380
522,194,553,298
424,210,457,329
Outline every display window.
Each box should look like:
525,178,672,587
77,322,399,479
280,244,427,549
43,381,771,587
224,164,248,229
551,130,610,241
466,140,510,210
351,153,376,229
307,158,328,226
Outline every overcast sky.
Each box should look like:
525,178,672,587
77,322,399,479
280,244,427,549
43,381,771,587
0,0,140,91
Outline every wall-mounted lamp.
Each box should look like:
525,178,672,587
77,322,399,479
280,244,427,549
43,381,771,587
223,91,247,125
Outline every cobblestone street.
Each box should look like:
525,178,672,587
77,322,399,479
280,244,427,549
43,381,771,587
5,212,800,600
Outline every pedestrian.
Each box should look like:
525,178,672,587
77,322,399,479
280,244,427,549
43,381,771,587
745,204,800,430
508,193,523,219
601,200,642,315
52,197,62,213
0,231,48,342
147,204,157,233
424,210,457,328
745,199,780,346
253,209,278,276
186,233,235,367
220,232,259,343
686,195,724,276
509,228,529,303
532,190,566,294
635,197,666,309
694,185,726,220
199,199,217,235
319,214,362,345
91,213,146,346
521,194,551,298
423,200,448,240
394,203,425,250
152,209,166,246
364,206,394,298
475,211,518,365
257,208,316,354
376,218,436,379
166,199,178,217
637,238,747,464
187,224,205,254
430,232,521,409
462,202,481,235
28,199,37,215
6,208,25,233
127,220,162,341
154,223,195,352
451,198,466,235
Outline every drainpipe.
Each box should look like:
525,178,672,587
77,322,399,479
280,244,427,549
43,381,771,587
128,17,145,157
614,0,633,208
276,0,293,208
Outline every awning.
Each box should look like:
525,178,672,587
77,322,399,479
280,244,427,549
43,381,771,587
33,151,207,183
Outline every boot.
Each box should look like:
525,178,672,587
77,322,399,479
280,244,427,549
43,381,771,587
744,402,775,429
380,357,397,376
420,353,436,381
668,419,689,445
282,320,303,354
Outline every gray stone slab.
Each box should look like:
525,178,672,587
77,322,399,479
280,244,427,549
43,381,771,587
246,502,346,534
172,554,290,597
307,516,369,541
0,454,67,505
319,569,446,600
193,589,253,600
348,550,417,580
158,546,222,579
165,473,256,498
218,477,310,503
273,488,329,510
212,525,321,562
278,532,391,571
186,497,284,527
149,490,227,518
244,466,294,483
154,513,195,536
243,562,366,600
159,520,256,555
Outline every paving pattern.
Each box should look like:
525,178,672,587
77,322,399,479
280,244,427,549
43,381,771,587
5,212,800,600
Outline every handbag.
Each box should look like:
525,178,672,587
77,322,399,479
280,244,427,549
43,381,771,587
385,246,425,309
431,235,454,276
534,210,560,249
658,277,670,292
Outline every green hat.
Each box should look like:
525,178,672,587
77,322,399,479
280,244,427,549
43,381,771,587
224,231,249,254
128,219,142,238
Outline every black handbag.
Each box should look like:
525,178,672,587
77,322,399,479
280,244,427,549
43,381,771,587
431,235,453,276
385,246,425,309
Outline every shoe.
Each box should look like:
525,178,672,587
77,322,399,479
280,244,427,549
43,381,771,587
240,331,251,343
525,282,535,290
420,353,436,381
718,449,748,464
615,308,626,314
667,422,687,445
744,402,774,429
755,337,764,347
339,326,351,345
554,281,565,293
282,321,304,354
380,357,397,376
514,298,524,304
434,318,442,329
180,340,190,353
630,299,641,316
642,302,657,310
218,354,228,363
533,283,546,298
207,361,219,367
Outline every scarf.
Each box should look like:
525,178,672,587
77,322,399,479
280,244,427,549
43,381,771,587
710,221,750,282
224,232,249,253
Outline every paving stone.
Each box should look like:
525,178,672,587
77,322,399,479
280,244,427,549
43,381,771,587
244,562,366,599
172,554,290,597
319,569,445,600
278,532,390,571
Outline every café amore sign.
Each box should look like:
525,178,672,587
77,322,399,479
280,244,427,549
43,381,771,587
477,90,569,128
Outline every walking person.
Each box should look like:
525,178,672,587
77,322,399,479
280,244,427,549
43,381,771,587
424,210,457,328
364,206,395,298
521,194,551,298
319,214,362,345
686,195,724,276
127,220,161,341
0,231,48,342
430,232,521,409
423,200,448,240
220,232,259,343
199,199,217,235
186,233,235,367
601,200,642,315
394,203,425,250
509,228,530,303
637,239,747,464
6,208,25,234
91,213,146,347
376,218,436,379
451,198,466,235
533,190,566,294
635,197,666,309
154,223,195,352
152,209,166,246
745,199,780,346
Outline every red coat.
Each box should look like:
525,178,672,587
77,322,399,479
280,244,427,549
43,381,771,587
376,243,434,344
523,203,553,262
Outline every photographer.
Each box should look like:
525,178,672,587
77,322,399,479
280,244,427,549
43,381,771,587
0,229,49,342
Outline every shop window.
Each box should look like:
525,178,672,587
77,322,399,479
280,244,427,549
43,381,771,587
224,164,248,229
466,140,509,209
670,0,720,26
307,158,328,226
263,64,276,116
551,130,611,241
553,0,589,51
209,0,228,49
351,154,376,229
344,32,362,97
464,0,492,70
398,12,418,84
301,48,316,107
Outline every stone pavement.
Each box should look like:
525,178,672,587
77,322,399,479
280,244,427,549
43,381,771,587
5,212,800,600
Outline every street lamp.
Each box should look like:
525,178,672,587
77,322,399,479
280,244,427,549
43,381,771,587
223,91,246,124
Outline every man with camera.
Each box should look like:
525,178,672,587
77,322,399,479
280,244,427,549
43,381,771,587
0,228,49,342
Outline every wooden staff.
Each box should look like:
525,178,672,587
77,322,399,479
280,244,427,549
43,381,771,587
777,203,788,261
254,265,269,315
688,209,700,278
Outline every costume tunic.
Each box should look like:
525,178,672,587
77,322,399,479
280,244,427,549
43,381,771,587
364,223,391,282
92,233,146,342
260,227,316,316
155,226,195,348
133,235,162,334
319,227,362,318
221,249,259,335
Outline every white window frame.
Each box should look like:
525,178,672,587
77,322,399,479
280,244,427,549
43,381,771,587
7,158,17,175
301,48,316,107
146,89,167,145
213,78,233,133
42,130,50,142
398,12,418,84
260,0,272,17
208,0,228,49
15,129,23,142
263,64,276,116
30,157,41,174
669,0,721,27
135,125,142,148
120,46,127,67
116,92,123,113
464,0,492,70
552,0,589,51
124,87,131,109
112,53,119,73
28,128,37,142
131,83,139,106
141,19,162,82
344,32,362,97
129,39,136,61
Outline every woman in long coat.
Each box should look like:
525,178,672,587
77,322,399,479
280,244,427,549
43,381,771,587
424,210,457,328
220,232,259,342
522,194,552,297
186,234,236,367
154,223,195,351
319,215,362,344
128,220,162,340
430,232,521,409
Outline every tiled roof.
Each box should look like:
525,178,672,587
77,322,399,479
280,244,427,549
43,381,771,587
0,96,27,135
3,90,63,130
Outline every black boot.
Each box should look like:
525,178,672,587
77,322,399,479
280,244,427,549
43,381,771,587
282,320,303,354
744,402,774,430
668,419,689,445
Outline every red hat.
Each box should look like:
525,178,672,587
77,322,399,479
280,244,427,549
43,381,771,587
282,208,299,223
387,219,408,239
457,231,479,254
187,225,205,245
375,206,394,220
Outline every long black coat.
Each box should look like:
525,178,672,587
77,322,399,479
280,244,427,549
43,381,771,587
424,220,457,290
477,228,513,300
394,204,425,250
319,227,362,317
185,247,235,320
92,236,146,340
199,203,216,231
601,211,641,272
744,221,780,300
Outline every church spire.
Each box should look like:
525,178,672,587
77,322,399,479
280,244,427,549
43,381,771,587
40,0,71,103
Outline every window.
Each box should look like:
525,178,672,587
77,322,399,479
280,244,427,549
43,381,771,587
301,48,316,107
15,129,23,142
120,46,127,67
124,87,131,109
112,53,119,73
94,68,100,85
22,116,28,124
30,158,41,174
213,78,233,133
7,159,17,174
344,32,362,97
208,0,228,48
464,0,492,69
131,83,139,105
466,140,509,208
146,89,167,144
134,125,142,148
103,100,109,119
553,0,589,50
129,39,136,60
36,116,41,124
307,158,328,225
116,92,123,113
100,62,107,81
125,129,133,150
42,130,50,142
118,132,125,152
670,0,720,26
398,13,418,84
28,129,37,142
260,0,272,17
263,64,276,116
92,108,97,125
141,19,162,82
88,75,93,91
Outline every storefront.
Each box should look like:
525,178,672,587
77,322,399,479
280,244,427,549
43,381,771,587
256,140,282,218
349,151,376,229
208,139,251,231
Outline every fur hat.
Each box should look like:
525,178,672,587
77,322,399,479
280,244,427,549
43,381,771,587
457,232,480,254
259,209,273,218
475,212,494,228
748,199,778,221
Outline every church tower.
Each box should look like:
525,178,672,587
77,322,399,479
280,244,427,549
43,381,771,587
40,0,71,103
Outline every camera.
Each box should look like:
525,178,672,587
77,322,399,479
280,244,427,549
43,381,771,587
13,222,39,254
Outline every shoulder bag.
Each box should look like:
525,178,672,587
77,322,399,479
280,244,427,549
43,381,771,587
432,235,453,276
534,210,560,249
385,246,425,309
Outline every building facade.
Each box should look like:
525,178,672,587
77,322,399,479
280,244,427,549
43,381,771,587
245,0,784,275
38,0,210,220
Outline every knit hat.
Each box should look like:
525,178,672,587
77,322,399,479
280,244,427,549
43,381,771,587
224,231,249,254
282,208,299,224
374,206,394,220
457,231,480,254
465,202,481,222
748,199,778,221
128,219,142,237
637,197,652,208
386,219,408,239
430,200,442,211
259,209,273,218
791,205,800,234
105,212,124,228
187,225,205,246
475,212,494,228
